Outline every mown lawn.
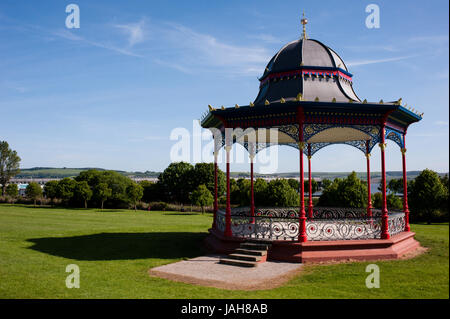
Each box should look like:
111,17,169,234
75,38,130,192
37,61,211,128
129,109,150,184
0,204,448,298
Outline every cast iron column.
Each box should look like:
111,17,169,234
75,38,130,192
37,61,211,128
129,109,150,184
379,126,390,239
298,109,307,242
249,150,255,224
307,143,313,219
366,141,373,218
213,150,218,229
224,134,232,237
401,134,411,231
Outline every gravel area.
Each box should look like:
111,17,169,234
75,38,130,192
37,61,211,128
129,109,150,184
149,255,303,290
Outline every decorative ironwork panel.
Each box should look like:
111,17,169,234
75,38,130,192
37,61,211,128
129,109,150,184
216,210,226,233
303,124,381,156
388,212,406,236
306,218,382,241
385,128,404,149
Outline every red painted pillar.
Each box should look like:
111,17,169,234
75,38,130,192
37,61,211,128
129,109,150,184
307,144,313,219
379,126,390,239
298,110,307,242
401,135,411,231
213,152,218,229
224,136,232,237
366,141,373,218
250,155,255,223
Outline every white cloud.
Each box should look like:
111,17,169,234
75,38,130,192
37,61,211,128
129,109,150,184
114,20,145,47
346,55,417,67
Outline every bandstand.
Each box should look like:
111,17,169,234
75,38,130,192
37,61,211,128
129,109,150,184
200,16,422,263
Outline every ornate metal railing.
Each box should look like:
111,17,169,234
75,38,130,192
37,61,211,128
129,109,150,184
215,207,405,241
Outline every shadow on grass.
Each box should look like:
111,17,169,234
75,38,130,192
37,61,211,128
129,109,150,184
27,232,207,261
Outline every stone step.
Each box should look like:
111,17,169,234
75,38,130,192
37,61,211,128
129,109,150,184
234,248,267,256
246,239,273,245
227,253,262,262
219,258,258,268
240,242,269,250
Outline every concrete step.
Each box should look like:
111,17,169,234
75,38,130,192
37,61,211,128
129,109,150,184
228,253,262,262
219,258,258,268
240,242,269,250
235,248,267,256
246,239,273,245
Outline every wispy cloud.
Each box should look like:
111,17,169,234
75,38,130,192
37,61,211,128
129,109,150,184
52,29,143,57
114,20,146,47
154,22,271,76
347,55,417,67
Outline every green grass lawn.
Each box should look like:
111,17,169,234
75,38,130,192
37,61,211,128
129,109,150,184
0,204,448,298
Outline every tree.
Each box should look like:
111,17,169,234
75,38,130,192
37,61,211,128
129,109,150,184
408,169,447,224
56,177,77,204
26,182,42,207
74,181,93,209
304,179,319,195
321,179,332,190
372,192,403,210
287,179,299,192
126,182,144,211
254,178,269,206
94,182,112,210
158,162,194,203
0,141,21,196
5,183,19,203
43,180,59,202
318,172,368,208
190,184,213,214
77,170,133,207
266,179,299,207
387,178,404,194
191,163,226,198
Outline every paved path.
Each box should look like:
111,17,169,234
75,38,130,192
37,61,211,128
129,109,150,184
149,255,303,290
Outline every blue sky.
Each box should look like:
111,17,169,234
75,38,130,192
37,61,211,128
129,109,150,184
0,0,448,174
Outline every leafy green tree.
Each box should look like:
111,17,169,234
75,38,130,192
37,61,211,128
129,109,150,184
126,182,144,211
304,179,319,195
387,178,404,194
158,162,194,203
287,179,299,192
57,177,77,204
190,184,213,214
254,178,269,206
266,179,299,207
5,183,18,202
409,169,447,223
26,182,42,207
229,178,241,205
74,181,93,209
321,179,332,190
94,183,112,210
372,192,403,210
76,170,133,207
318,172,367,208
191,163,226,198
43,180,59,201
236,178,251,206
0,141,21,196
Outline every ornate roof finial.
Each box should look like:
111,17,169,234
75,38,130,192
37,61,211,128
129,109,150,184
301,11,308,40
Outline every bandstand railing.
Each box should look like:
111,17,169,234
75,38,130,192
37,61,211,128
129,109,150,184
216,207,406,241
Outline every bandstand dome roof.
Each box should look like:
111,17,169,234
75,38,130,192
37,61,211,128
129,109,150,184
254,38,361,105
200,15,423,154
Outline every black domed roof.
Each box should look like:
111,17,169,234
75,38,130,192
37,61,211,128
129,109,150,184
254,38,360,105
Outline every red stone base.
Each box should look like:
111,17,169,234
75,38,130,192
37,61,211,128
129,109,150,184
204,228,421,263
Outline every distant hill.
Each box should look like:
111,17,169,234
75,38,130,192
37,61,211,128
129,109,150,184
14,167,447,181
15,167,160,179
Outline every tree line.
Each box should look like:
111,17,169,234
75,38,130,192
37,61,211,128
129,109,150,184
1,139,448,222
